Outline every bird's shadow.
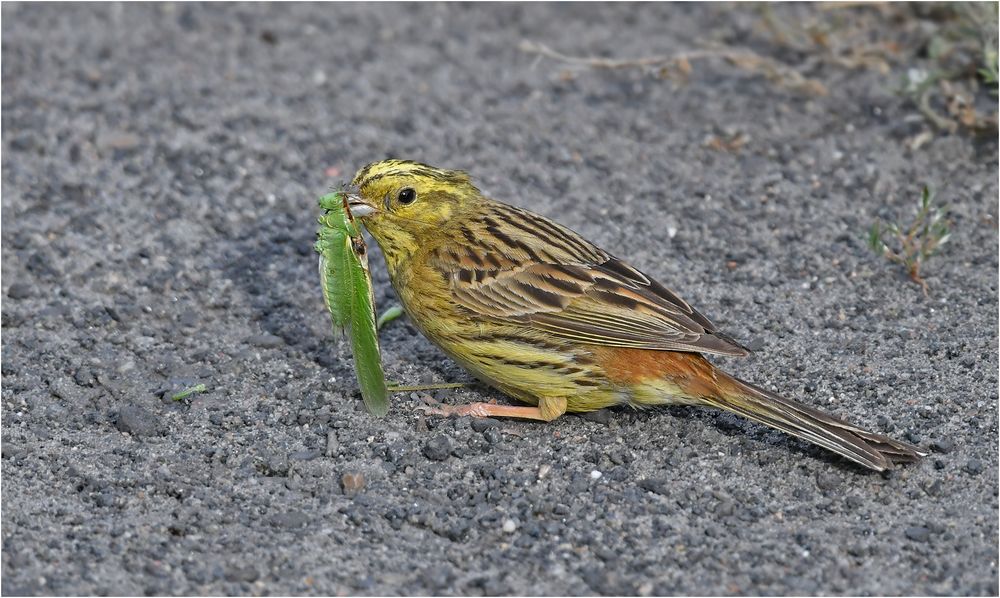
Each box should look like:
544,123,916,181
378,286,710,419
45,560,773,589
215,207,369,379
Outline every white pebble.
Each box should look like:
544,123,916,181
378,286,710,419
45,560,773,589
590,470,602,480
502,519,517,533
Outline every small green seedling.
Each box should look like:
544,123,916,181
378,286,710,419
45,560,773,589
171,383,207,402
868,186,951,295
316,192,388,417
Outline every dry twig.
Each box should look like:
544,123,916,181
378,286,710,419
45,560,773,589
518,40,828,96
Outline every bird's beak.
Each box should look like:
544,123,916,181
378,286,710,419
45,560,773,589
346,194,377,218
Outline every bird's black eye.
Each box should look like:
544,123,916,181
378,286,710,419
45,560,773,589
397,188,416,205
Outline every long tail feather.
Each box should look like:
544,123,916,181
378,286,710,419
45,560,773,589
707,373,927,471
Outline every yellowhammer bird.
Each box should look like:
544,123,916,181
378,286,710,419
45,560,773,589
344,159,925,471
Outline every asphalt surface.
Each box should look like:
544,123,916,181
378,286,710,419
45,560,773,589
2,3,997,596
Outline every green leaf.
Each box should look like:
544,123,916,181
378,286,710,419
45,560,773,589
980,48,999,86
920,185,933,212
867,222,883,253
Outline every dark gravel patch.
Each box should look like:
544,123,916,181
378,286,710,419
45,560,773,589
2,3,997,596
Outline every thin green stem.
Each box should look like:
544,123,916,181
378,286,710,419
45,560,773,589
387,383,467,393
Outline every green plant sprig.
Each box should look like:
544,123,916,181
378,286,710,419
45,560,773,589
868,186,951,295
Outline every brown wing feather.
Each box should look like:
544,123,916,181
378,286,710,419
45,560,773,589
435,203,749,357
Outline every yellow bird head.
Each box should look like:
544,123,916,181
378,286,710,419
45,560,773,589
346,159,481,270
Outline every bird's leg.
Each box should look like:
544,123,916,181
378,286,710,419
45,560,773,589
418,402,546,420
417,396,567,422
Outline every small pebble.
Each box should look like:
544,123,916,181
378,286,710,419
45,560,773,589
6,283,33,300
341,472,365,495
423,435,452,461
115,405,160,437
501,519,517,534
904,525,930,542
471,418,500,432
589,470,602,480
930,439,954,454
537,464,551,479
964,459,983,476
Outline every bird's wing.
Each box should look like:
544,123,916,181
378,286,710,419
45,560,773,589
432,204,749,357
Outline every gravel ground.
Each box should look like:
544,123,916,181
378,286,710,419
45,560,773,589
2,3,997,596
